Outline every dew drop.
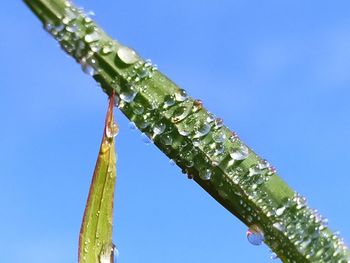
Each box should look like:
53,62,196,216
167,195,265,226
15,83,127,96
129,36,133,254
270,252,278,260
163,95,176,108
174,89,188,102
192,99,203,112
129,122,137,130
214,118,224,129
117,46,139,64
212,130,227,143
84,31,100,43
275,206,286,216
120,85,138,103
199,167,212,180
194,121,211,138
171,106,186,123
102,42,114,55
160,133,173,145
230,144,249,161
132,103,144,115
153,123,166,135
247,225,264,246
106,122,119,138
141,133,152,145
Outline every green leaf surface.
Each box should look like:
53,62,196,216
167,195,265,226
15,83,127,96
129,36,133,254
79,96,117,263
23,0,350,262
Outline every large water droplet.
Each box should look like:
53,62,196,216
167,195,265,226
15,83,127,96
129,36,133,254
120,85,138,103
106,122,119,138
275,206,286,216
194,121,211,138
247,225,264,246
229,144,249,161
163,95,176,108
153,123,166,135
84,31,100,43
117,46,139,64
199,167,212,180
174,89,188,102
171,105,191,123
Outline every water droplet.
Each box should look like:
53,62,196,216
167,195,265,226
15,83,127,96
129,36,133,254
171,106,190,123
270,252,278,260
84,31,100,43
153,123,166,135
117,46,139,64
129,122,137,130
229,144,249,161
141,133,152,145
212,130,226,143
157,133,171,146
163,95,176,108
214,118,223,129
247,225,264,246
102,42,114,54
194,121,211,138
273,222,286,232
106,122,119,138
174,89,188,102
192,99,203,112
199,167,212,180
275,206,286,216
248,165,264,177
113,245,119,263
120,85,138,103
132,103,144,115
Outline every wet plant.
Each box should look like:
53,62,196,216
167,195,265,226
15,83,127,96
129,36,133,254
24,0,350,262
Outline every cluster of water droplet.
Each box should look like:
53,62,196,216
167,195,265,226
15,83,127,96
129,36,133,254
46,3,350,262
44,1,149,81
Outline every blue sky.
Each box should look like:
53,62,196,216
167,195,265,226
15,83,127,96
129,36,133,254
1,0,350,262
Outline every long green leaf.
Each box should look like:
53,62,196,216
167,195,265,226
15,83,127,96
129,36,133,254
24,0,350,262
79,95,118,263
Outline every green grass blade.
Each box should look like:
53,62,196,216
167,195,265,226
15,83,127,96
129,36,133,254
23,0,350,262
79,95,118,263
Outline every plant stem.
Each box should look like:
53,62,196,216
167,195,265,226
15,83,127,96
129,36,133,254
23,0,350,262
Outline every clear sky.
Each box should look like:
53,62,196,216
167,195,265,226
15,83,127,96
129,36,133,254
1,0,350,262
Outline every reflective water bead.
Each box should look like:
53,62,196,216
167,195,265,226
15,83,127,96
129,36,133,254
106,122,119,138
275,206,286,216
270,252,278,260
141,133,152,145
113,245,119,263
247,225,264,246
192,99,203,112
229,144,249,161
206,113,216,123
132,103,144,115
212,130,226,143
171,106,190,123
163,95,176,108
174,89,188,102
120,85,138,103
199,167,212,180
84,31,100,43
248,165,264,177
160,133,173,145
153,123,166,135
129,122,137,130
117,46,139,64
214,118,224,129
194,121,211,138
